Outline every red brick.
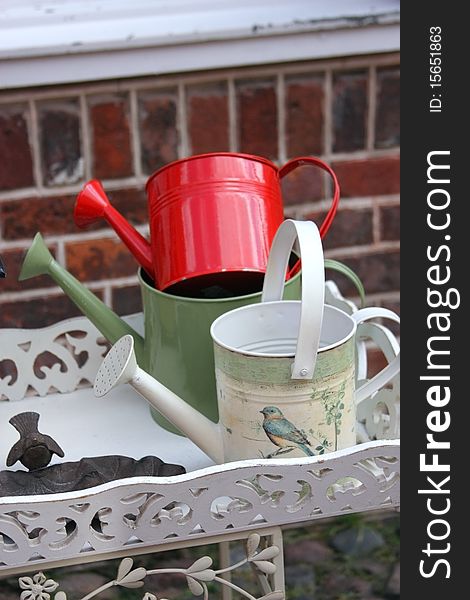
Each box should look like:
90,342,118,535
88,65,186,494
112,283,143,316
331,157,400,198
65,238,139,281
332,70,368,152
0,244,58,292
236,78,278,159
1,194,77,239
138,89,178,174
37,98,83,186
304,208,373,250
0,290,104,329
107,187,149,225
89,93,133,179
380,298,400,336
326,250,400,296
380,204,400,241
0,187,149,241
280,164,324,207
381,298,400,315
187,82,229,154
375,67,400,149
0,104,34,190
367,347,388,379
285,73,324,157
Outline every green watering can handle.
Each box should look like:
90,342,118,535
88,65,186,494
324,259,366,307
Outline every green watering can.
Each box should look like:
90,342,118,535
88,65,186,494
19,233,364,435
19,233,302,433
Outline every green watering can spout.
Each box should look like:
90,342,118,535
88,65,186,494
19,233,145,364
19,232,52,280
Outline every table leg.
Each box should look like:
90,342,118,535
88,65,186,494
218,540,233,600
269,526,286,594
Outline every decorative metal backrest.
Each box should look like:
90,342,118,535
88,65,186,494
326,280,400,441
356,322,400,441
0,314,142,402
0,318,108,401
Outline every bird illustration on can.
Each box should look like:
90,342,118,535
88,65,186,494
260,406,314,457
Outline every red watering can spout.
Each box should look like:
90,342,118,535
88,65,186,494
74,180,155,279
74,180,108,227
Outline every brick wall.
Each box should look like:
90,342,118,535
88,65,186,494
0,53,399,329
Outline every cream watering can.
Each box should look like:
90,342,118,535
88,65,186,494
94,220,400,463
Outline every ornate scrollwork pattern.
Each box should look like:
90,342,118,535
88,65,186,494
1,441,399,570
1,289,399,579
0,317,110,401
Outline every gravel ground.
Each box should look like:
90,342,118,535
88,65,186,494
0,511,399,599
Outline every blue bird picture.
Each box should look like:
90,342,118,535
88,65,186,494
260,406,314,457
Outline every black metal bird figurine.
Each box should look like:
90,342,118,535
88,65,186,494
7,412,65,471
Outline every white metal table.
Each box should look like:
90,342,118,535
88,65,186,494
0,283,400,599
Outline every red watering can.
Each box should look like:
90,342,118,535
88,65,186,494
75,152,339,293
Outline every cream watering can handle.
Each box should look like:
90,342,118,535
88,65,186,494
352,307,400,404
262,219,325,380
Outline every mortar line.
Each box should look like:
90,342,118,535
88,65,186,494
177,82,189,157
277,73,287,163
323,68,334,200
327,148,400,162
295,196,375,213
0,176,148,201
79,93,92,181
0,224,151,250
323,69,334,161
0,146,400,202
129,88,143,178
56,238,66,266
103,284,112,307
0,275,141,303
372,203,382,244
363,290,401,304
367,65,377,152
28,99,43,192
324,240,400,259
227,77,238,152
373,195,401,206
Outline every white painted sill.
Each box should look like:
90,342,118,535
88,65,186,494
0,0,399,89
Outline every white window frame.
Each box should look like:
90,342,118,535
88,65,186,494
0,0,399,89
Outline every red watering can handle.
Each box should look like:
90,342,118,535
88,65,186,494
279,156,340,279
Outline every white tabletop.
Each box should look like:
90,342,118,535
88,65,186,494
1,384,214,474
